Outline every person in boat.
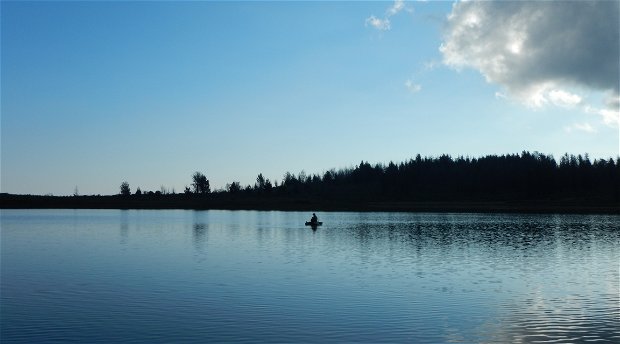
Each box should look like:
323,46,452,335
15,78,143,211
310,213,318,224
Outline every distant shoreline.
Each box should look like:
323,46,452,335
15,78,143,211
1,194,618,215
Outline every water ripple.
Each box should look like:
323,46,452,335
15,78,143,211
2,210,619,343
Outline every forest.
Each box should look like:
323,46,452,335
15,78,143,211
2,152,619,213
233,152,619,203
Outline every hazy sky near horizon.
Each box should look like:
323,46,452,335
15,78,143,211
2,1,619,195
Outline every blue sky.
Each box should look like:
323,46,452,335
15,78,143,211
2,1,618,195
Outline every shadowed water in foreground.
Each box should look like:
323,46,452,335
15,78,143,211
2,210,618,343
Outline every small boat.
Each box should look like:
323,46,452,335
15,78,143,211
305,221,322,226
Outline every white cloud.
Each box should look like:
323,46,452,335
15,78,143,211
365,15,390,31
494,91,507,100
548,89,582,108
405,79,421,94
441,1,619,126
604,93,620,111
565,122,597,134
366,0,412,31
423,60,440,71
585,105,620,127
387,0,407,16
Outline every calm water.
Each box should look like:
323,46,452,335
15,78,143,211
1,209,618,343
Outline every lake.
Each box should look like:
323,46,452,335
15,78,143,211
1,209,618,343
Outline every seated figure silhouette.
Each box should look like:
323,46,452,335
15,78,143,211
305,213,321,227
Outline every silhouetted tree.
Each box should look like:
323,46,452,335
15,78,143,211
160,185,172,195
135,187,142,195
192,172,210,194
254,173,272,193
255,173,266,191
264,178,273,193
120,181,131,196
227,181,241,193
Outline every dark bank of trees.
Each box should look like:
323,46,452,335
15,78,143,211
2,152,617,212
118,152,618,204
119,152,617,204
212,152,618,204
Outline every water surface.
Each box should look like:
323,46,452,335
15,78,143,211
2,210,619,343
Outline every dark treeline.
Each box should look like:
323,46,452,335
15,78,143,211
2,152,618,213
212,152,618,203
